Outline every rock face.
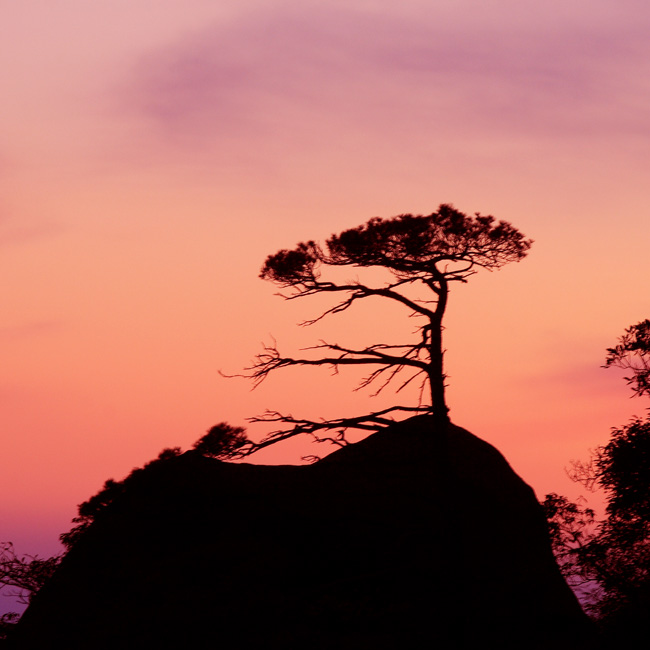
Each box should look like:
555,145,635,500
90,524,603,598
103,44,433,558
14,417,593,648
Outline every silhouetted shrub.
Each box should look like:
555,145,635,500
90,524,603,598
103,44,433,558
545,319,650,642
192,423,250,459
60,447,182,550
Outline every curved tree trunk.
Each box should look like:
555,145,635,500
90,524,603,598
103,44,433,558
429,316,448,423
429,276,449,424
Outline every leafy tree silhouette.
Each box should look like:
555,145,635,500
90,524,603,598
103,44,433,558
543,319,650,637
604,319,650,398
0,542,61,605
0,425,250,640
0,542,62,641
192,423,250,458
59,447,183,550
234,204,532,454
60,427,251,550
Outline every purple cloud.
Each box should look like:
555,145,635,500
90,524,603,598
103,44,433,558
119,3,650,146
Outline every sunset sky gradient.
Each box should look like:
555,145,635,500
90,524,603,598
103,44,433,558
2,0,650,587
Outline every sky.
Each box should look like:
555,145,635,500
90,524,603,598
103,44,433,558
2,0,650,601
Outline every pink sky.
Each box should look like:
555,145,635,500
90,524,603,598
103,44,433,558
2,0,650,587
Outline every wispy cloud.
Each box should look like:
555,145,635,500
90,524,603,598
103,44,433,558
0,321,62,340
0,215,63,249
120,3,650,146
521,360,635,401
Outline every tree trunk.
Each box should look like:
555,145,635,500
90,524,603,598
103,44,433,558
429,316,449,423
429,276,449,425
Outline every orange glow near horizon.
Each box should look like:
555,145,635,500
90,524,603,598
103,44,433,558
2,2,650,596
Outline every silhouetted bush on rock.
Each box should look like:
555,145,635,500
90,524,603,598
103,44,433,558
13,417,593,648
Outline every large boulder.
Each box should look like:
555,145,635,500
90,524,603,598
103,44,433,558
13,416,594,648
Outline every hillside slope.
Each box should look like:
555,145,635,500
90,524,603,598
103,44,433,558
13,416,593,648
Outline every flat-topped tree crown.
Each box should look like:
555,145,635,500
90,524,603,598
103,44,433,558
262,205,531,285
244,205,532,456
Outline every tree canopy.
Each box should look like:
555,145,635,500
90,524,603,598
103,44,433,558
236,204,532,455
544,318,650,637
604,319,650,398
261,206,531,286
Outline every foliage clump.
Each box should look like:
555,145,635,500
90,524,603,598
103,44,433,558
192,423,250,459
60,424,252,550
1,422,250,640
261,207,531,285
544,320,650,638
604,319,650,398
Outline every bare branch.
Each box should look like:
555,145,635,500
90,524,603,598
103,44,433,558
358,363,426,398
0,542,61,605
287,279,438,327
240,405,432,456
245,339,430,390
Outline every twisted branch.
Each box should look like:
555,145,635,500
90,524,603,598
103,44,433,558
238,404,432,457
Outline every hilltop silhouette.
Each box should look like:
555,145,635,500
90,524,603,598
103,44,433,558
13,416,593,648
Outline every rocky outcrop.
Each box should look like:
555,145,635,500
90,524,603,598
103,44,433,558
13,416,594,648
